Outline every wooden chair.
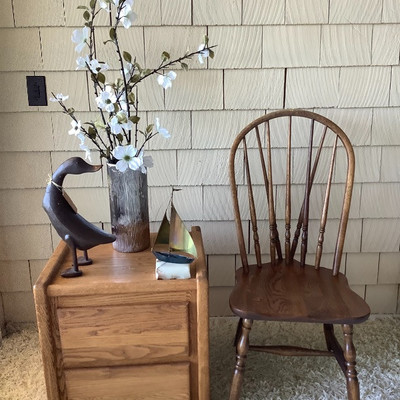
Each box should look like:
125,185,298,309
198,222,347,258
228,109,370,400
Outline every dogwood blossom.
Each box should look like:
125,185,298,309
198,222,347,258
109,111,134,135
77,56,109,74
98,0,110,10
157,71,177,89
112,145,140,172
71,26,89,53
77,133,92,161
68,120,82,136
96,87,117,112
197,44,210,64
120,2,137,29
155,118,171,138
49,93,69,102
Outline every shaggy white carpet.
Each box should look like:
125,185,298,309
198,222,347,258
0,316,399,399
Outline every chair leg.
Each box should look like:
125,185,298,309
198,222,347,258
342,324,360,400
323,323,334,351
229,318,253,400
233,318,243,346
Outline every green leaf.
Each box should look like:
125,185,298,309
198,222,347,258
67,108,75,115
89,0,96,9
209,49,215,59
161,51,170,61
131,74,141,83
97,72,106,84
204,35,209,46
143,69,152,76
77,6,89,10
88,126,97,138
128,92,135,104
180,62,188,71
83,10,91,21
116,133,124,143
146,124,154,134
134,62,142,73
109,28,116,41
129,115,140,123
123,51,132,63
94,120,107,129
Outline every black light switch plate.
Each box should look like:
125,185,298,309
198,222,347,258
26,76,48,106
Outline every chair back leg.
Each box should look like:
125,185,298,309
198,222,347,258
342,324,360,400
229,319,253,400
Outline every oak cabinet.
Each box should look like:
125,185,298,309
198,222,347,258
34,227,209,400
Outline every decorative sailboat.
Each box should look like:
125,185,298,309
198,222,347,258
152,189,197,264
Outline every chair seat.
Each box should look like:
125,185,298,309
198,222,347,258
230,260,370,325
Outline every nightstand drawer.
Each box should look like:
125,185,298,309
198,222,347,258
65,362,190,399
58,302,189,368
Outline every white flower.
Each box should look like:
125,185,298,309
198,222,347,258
120,2,137,29
157,71,177,89
109,111,133,135
77,56,109,74
99,0,110,10
123,62,133,79
155,117,170,139
143,155,153,170
96,87,117,112
197,44,209,64
71,26,89,53
77,133,91,162
49,93,69,102
89,59,109,74
68,120,82,136
112,145,141,172
76,55,90,70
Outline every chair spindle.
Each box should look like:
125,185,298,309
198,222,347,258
285,116,292,264
243,137,262,267
265,121,282,263
315,135,338,269
300,119,315,266
290,125,327,261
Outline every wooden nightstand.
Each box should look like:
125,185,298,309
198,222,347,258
34,226,209,400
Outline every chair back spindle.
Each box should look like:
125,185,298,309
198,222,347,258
284,117,292,264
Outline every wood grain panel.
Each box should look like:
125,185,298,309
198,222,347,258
65,363,190,399
58,303,189,368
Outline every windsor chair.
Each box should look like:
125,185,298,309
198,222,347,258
228,109,370,400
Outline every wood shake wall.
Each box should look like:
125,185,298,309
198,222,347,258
0,0,399,328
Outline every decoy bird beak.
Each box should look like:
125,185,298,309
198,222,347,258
92,164,103,172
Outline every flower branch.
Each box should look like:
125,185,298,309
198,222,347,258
52,0,215,172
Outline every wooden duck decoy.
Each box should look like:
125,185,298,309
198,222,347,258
43,157,116,278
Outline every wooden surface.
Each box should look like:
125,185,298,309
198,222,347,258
34,227,209,400
65,363,190,400
230,261,370,324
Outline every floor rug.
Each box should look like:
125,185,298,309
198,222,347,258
1,316,399,399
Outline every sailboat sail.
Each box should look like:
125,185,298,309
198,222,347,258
152,199,197,264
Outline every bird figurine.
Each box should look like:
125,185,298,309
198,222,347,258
43,157,116,278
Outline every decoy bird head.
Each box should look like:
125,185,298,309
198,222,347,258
52,157,102,186
63,157,102,175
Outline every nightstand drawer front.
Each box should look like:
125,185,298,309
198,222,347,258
58,302,189,368
65,362,190,399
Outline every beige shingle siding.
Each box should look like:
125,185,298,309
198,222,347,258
0,0,399,324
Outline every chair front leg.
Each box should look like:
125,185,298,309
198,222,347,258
229,318,253,400
342,324,360,400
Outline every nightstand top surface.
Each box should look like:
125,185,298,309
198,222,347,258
36,228,206,297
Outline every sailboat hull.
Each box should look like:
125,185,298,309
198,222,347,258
153,251,194,264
